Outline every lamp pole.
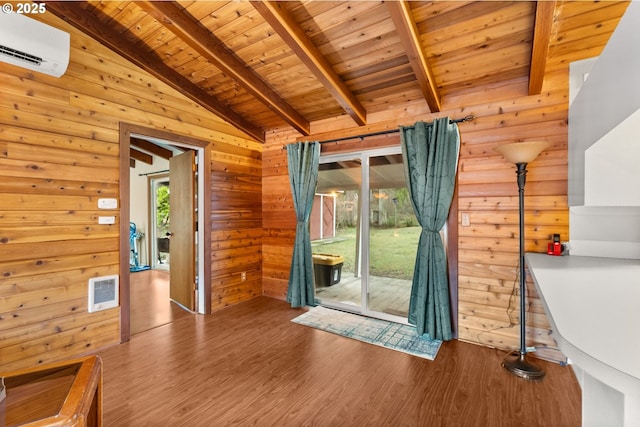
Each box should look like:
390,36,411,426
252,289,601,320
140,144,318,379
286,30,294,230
495,140,550,380
517,163,527,356
502,162,545,380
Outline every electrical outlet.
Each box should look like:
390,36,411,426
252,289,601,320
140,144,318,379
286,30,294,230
241,271,246,282
461,213,470,227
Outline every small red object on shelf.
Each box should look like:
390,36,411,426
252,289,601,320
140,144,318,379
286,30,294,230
547,234,563,256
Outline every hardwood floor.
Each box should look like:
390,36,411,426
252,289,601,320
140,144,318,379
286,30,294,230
97,297,581,427
129,269,191,335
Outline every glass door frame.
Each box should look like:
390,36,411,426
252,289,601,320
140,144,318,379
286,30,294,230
316,145,411,325
148,174,170,271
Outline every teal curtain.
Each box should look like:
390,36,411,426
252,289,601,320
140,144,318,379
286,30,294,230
400,118,460,340
286,141,320,307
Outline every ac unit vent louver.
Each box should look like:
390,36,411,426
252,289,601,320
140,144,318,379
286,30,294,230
0,44,43,66
0,13,69,77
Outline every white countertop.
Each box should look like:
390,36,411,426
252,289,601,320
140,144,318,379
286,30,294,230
525,253,640,382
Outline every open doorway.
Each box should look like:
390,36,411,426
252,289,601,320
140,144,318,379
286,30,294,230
119,123,212,342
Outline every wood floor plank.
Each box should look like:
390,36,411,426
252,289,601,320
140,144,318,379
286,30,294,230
129,269,191,335
97,297,580,427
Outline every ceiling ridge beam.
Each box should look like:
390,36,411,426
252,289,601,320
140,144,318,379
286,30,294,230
386,1,441,113
46,1,265,143
528,1,557,95
252,1,367,127
137,0,310,136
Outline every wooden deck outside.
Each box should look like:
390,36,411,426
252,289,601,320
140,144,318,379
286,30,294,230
315,272,411,317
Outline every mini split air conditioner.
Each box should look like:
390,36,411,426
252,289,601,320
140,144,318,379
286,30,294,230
0,13,70,77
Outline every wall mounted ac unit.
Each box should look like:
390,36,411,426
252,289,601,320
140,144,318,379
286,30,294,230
0,13,70,77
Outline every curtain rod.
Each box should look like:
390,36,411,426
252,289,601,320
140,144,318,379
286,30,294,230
138,169,169,176
288,115,474,147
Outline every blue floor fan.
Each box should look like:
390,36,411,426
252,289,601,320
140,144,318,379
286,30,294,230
130,222,150,272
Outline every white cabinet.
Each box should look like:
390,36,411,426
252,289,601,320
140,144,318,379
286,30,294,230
526,253,640,427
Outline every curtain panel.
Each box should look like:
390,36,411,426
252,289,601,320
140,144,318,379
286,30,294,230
400,119,460,340
285,141,320,307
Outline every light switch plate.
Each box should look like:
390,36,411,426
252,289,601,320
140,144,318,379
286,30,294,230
98,198,118,209
461,213,470,227
98,216,116,225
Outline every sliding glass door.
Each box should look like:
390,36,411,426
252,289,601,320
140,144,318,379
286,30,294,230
312,147,418,323
312,155,363,309
367,152,419,318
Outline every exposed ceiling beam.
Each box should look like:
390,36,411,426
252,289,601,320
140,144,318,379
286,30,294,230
46,2,266,143
529,1,557,95
386,1,441,113
137,0,310,136
252,1,367,127
130,148,153,165
131,137,174,160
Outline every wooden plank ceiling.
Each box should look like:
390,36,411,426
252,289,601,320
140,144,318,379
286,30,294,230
47,1,629,143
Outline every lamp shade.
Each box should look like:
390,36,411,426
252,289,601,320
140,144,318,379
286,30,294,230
495,141,550,164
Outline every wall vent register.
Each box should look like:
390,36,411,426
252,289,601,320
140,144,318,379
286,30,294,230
88,275,119,313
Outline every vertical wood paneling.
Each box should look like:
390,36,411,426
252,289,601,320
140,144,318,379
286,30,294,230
0,12,260,371
263,75,570,359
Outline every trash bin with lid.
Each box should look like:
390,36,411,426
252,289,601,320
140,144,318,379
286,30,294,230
312,253,344,287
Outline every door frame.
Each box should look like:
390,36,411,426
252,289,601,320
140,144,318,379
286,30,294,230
148,174,170,271
119,123,212,342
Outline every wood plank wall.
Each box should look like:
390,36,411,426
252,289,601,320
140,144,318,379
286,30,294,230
210,141,263,311
263,70,570,356
0,13,262,371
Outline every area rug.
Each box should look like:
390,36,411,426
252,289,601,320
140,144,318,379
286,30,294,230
292,306,442,360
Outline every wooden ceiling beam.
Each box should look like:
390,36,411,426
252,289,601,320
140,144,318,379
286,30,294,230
46,1,266,143
386,1,441,113
137,0,310,136
130,148,153,165
529,1,557,95
252,1,367,127
130,137,175,160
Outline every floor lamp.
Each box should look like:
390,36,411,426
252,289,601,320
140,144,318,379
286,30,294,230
495,141,550,380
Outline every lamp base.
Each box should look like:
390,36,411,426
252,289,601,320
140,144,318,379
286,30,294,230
502,351,545,380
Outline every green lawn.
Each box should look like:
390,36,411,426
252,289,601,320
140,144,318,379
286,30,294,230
312,226,420,280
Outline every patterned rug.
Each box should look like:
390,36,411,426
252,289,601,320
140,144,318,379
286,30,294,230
292,306,442,360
